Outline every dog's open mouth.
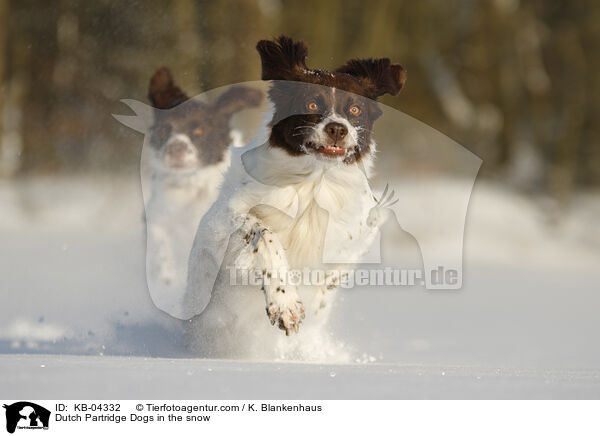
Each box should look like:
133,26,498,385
164,158,197,171
306,142,346,157
166,160,188,169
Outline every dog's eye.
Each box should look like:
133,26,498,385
349,105,361,116
306,101,319,112
192,127,204,136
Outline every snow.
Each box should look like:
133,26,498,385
1,355,599,399
1,174,600,398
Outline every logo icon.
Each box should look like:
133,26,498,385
3,402,50,434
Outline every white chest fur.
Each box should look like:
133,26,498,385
235,145,378,269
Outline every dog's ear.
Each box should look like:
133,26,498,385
148,67,189,109
336,58,406,98
212,86,264,119
256,36,309,81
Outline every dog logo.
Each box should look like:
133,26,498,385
3,402,50,433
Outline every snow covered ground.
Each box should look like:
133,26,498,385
1,174,599,398
2,355,599,399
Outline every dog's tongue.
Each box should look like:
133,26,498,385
321,145,345,156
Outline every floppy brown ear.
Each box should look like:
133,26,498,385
256,35,309,81
336,58,406,98
148,67,189,109
212,86,264,118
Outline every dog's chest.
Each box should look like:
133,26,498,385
150,163,226,218
258,169,375,268
151,182,206,218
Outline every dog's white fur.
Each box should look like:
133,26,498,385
185,123,383,360
145,132,241,318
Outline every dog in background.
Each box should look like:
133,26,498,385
145,67,263,316
185,36,405,360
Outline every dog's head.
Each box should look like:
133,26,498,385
256,36,405,164
148,67,263,172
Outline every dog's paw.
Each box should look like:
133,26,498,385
266,297,305,336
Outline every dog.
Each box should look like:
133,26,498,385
185,36,405,360
144,67,263,317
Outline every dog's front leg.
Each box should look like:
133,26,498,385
149,224,176,285
235,217,305,335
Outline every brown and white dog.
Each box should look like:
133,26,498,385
144,68,263,317
185,36,405,360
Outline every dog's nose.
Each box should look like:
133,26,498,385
325,122,347,142
166,141,189,157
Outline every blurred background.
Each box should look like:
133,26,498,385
1,0,600,373
1,0,599,199
0,0,600,199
